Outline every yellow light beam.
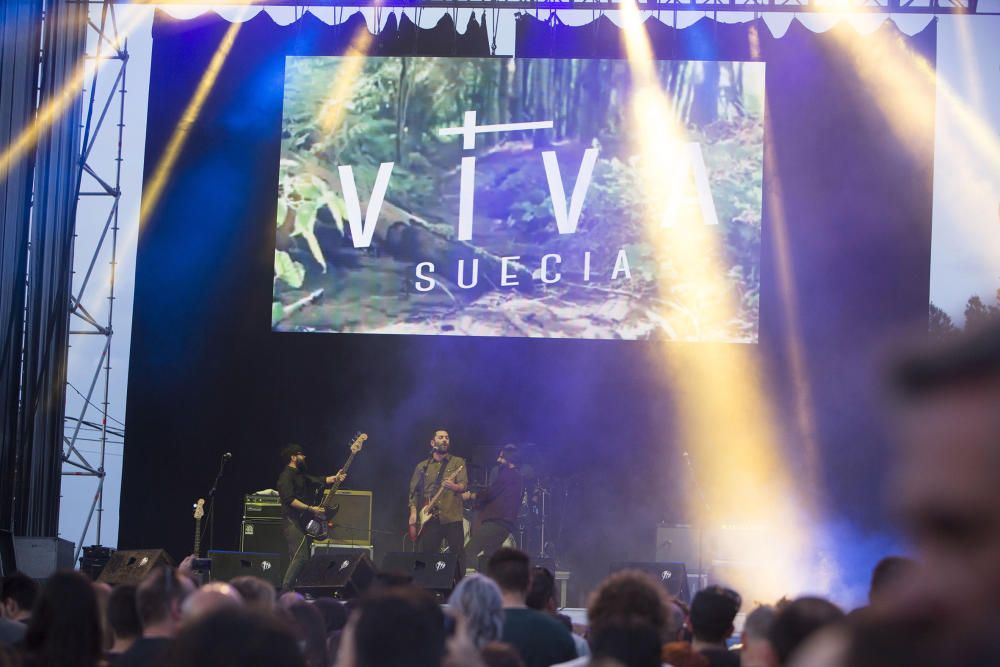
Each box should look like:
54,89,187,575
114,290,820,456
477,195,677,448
831,21,1000,170
618,0,822,600
140,19,243,224
763,110,822,493
824,18,1000,294
318,25,374,134
0,6,147,179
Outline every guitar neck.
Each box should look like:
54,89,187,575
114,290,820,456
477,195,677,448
193,518,202,558
426,467,462,509
321,450,358,506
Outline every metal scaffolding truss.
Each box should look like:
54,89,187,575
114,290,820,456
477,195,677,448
62,0,128,562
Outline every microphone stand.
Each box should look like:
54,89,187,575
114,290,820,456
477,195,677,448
682,451,711,594
203,454,230,554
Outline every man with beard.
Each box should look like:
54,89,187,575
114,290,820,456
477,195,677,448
277,444,346,591
409,429,468,576
885,320,1000,661
464,444,524,567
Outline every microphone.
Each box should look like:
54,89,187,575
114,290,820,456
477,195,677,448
222,452,233,461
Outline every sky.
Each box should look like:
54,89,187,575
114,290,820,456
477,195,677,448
56,6,1000,567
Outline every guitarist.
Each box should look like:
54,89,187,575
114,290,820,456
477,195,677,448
276,443,346,591
408,429,469,576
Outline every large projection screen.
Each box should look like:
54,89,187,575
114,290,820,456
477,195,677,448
273,57,764,342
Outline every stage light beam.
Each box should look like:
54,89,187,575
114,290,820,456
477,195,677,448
618,0,823,602
140,19,243,224
0,6,147,180
825,18,1000,320
762,111,822,500
318,26,374,135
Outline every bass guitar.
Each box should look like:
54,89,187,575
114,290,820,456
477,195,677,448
303,432,367,540
410,464,464,541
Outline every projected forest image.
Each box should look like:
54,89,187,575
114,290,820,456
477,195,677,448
272,56,765,341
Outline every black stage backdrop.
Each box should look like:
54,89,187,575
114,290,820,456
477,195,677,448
122,10,935,601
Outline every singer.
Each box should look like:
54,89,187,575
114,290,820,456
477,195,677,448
408,429,468,576
276,444,346,591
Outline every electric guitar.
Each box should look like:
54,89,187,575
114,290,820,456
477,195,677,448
192,498,205,558
411,464,464,541
302,433,367,540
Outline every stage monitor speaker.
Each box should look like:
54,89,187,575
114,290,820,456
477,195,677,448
381,552,458,598
610,561,691,603
475,553,554,575
209,551,284,588
295,551,375,599
98,549,174,585
241,519,286,556
0,531,15,577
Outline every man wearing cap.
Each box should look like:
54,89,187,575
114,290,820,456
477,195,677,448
277,444,346,591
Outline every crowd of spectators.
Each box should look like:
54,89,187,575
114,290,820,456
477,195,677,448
1,319,997,667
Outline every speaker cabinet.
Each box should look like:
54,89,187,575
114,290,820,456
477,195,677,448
80,545,114,580
98,549,174,585
241,520,286,555
295,551,375,599
610,561,691,603
209,550,284,588
12,537,74,579
381,552,459,598
314,490,372,546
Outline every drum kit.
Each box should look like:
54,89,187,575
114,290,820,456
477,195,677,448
463,443,566,561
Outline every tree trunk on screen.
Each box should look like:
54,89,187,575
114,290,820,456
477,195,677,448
579,59,602,144
396,57,410,164
497,59,509,125
532,59,552,149
690,61,720,127
568,60,582,140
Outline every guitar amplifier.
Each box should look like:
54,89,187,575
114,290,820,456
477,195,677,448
313,490,372,546
244,494,283,520
241,519,286,556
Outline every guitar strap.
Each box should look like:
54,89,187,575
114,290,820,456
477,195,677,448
415,459,430,504
431,456,450,494
419,456,450,503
